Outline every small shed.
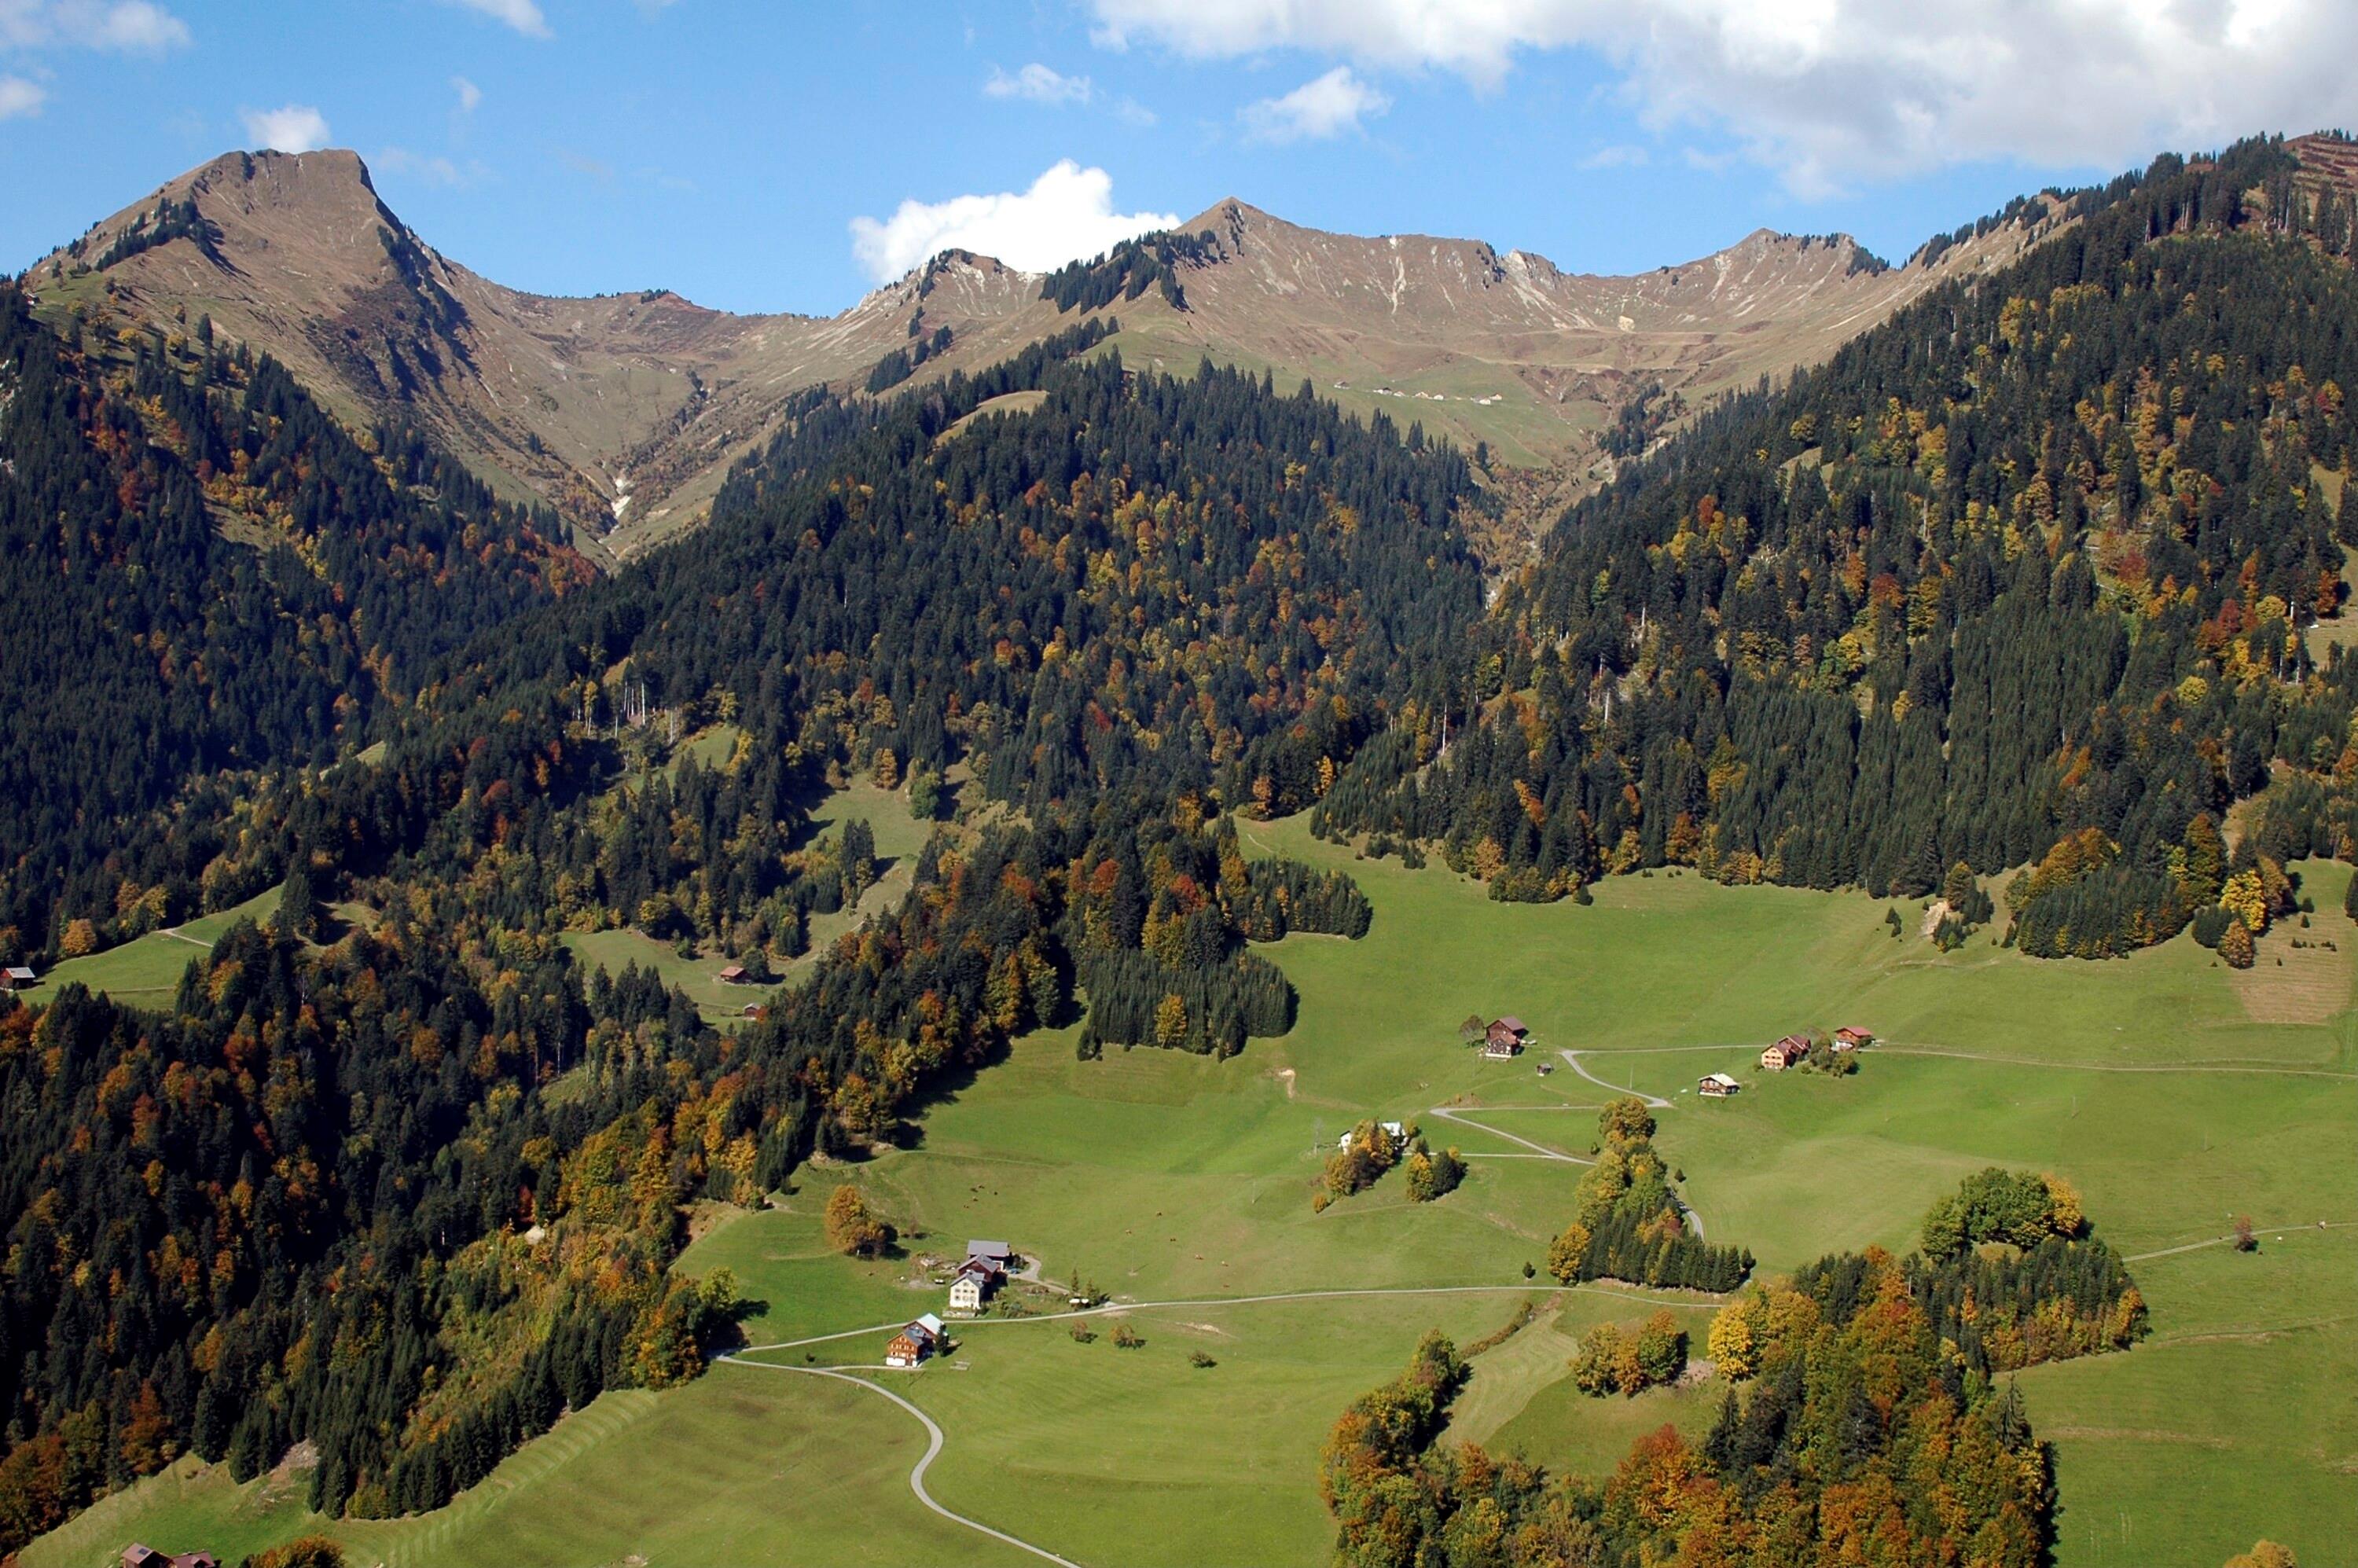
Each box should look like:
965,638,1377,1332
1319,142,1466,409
1834,1027,1875,1051
717,964,749,985
1698,1072,1742,1097
0,965,35,991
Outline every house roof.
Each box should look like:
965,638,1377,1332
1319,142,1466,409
914,1312,946,1336
4,966,35,979
717,964,747,980
967,1239,1012,1260
1496,1015,1529,1034
1775,1034,1811,1050
1701,1073,1741,1089
1835,1026,1874,1041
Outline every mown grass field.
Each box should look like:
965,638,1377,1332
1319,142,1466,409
14,887,281,1007
32,819,2356,1567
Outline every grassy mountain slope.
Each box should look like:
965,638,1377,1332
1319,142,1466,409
24,151,1084,556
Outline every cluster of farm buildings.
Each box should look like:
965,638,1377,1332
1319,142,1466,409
1697,1027,1876,1096
883,1239,1019,1366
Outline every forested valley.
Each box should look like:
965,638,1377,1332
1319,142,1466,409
7,132,2358,1558
0,296,1480,1550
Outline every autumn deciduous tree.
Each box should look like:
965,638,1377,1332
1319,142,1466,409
1706,1292,1763,1379
2220,868,2271,935
823,1185,893,1257
1598,1096,1656,1149
1633,1311,1686,1388
2043,1173,2087,1237
1152,992,1188,1048
243,1538,347,1568
58,918,97,958
2224,1541,2298,1568
1570,1322,1628,1395
2219,917,2256,969
1545,1221,1590,1284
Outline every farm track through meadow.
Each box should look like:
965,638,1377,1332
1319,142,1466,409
719,1361,1085,1567
727,1280,1724,1359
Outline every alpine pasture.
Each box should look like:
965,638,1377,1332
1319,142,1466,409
26,817,2355,1568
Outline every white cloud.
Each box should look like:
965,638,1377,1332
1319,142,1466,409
0,72,42,116
849,160,1180,282
1240,64,1388,144
0,0,190,50
1085,0,2358,193
376,145,471,185
452,74,481,113
1578,142,1647,169
985,61,1093,105
442,0,548,39
242,103,331,153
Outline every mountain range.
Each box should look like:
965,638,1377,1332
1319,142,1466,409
26,146,2055,560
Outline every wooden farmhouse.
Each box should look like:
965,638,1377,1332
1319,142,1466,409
716,964,749,985
1761,1034,1812,1070
0,965,35,992
1834,1027,1875,1051
1482,1017,1529,1058
886,1313,948,1367
1698,1072,1743,1097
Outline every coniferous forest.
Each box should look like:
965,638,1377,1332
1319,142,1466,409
1315,135,2358,959
5,133,2358,1556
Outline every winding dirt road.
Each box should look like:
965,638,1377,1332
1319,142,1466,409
718,1359,1085,1567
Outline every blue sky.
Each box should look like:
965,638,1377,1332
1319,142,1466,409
5,1,2354,318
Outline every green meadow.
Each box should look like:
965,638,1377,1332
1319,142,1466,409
30,817,2357,1567
15,887,281,1007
